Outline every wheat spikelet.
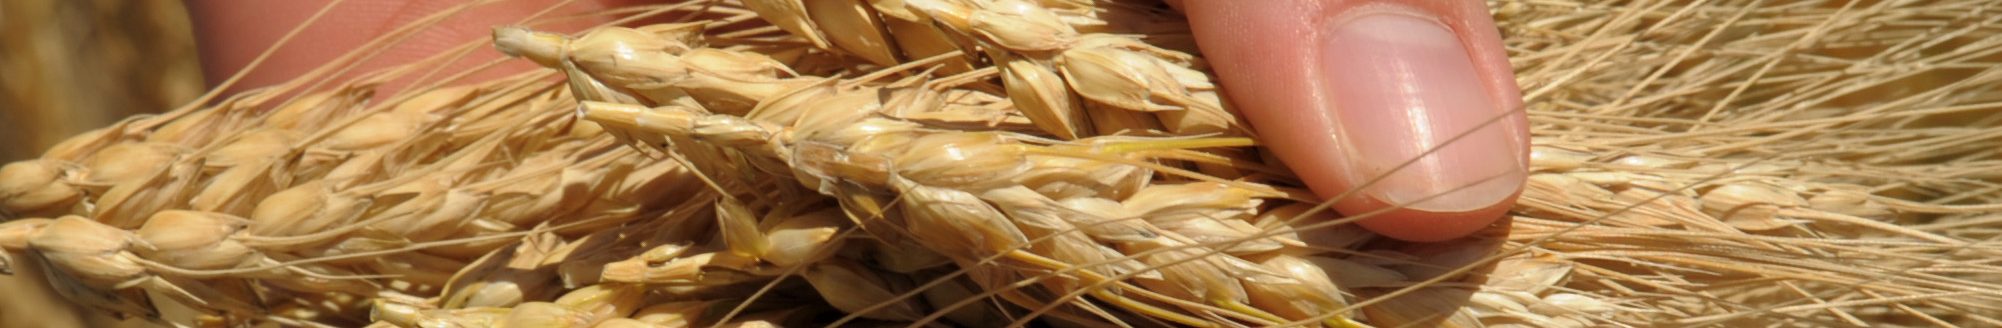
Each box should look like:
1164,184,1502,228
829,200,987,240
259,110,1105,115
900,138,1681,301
3,0,2002,327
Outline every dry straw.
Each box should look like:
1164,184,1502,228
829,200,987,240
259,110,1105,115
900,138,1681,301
2,0,2000,327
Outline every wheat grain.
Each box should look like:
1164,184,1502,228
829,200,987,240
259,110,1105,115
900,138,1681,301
758,207,846,268
1700,181,1810,231
373,303,507,327
803,258,928,321
740,0,830,50
627,301,713,326
0,161,84,217
1000,54,1089,139
592,318,667,328
553,284,648,323
497,301,595,328
1124,182,1289,255
804,0,901,66
79,142,178,188
1243,254,1364,328
131,211,258,271
439,232,563,308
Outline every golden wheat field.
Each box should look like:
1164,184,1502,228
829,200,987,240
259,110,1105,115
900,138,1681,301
3,0,2002,327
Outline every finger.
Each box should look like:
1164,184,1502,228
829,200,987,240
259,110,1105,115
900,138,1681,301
1183,0,1529,242
185,0,643,96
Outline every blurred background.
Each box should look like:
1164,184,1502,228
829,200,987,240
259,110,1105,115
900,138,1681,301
1,1,201,326
1,0,204,163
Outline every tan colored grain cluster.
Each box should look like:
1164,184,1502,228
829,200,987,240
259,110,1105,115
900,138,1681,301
4,0,2002,327
0,65,717,325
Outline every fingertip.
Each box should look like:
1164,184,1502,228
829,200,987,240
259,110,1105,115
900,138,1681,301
1186,0,1528,242
1346,188,1520,242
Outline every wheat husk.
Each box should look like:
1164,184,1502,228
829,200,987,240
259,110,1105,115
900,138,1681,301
3,0,2001,327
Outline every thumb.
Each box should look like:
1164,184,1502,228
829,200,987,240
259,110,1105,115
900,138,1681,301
1182,1,1529,242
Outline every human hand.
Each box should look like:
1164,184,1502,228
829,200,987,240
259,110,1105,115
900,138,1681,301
185,0,642,96
1177,1,1530,242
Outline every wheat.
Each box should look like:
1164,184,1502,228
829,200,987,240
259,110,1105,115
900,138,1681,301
499,13,1354,325
3,0,2002,327
627,301,714,327
0,54,717,323
802,258,928,321
0,161,85,218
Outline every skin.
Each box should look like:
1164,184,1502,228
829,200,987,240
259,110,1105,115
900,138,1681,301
190,0,1530,242
185,0,645,96
1178,1,1529,242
